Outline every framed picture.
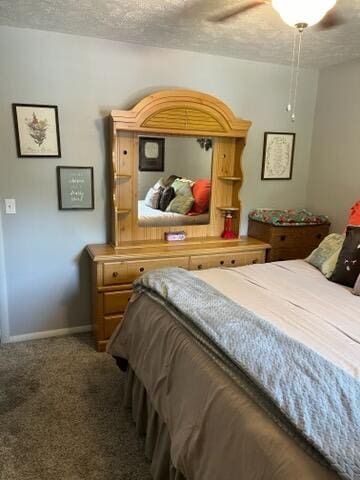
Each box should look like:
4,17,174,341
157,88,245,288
261,132,296,180
139,137,164,172
12,103,61,157
57,166,94,210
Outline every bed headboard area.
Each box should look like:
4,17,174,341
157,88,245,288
109,89,252,246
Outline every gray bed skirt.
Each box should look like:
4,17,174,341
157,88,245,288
124,367,185,480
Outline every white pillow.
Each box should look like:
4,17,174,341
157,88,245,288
144,187,161,209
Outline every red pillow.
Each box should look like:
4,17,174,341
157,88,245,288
347,200,360,226
189,179,211,214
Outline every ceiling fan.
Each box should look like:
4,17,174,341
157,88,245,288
209,0,344,122
210,0,343,31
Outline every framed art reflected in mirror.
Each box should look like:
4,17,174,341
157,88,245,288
139,137,164,172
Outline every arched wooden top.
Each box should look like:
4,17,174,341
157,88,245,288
111,90,251,138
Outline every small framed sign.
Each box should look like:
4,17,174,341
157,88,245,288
12,103,61,157
57,166,94,210
139,137,164,172
261,132,295,180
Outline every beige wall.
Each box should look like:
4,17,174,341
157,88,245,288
0,26,318,336
307,59,360,233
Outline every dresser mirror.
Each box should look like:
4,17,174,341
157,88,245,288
137,135,213,227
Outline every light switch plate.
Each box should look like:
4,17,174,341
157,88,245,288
5,199,16,214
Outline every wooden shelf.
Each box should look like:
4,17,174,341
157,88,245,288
115,208,131,214
217,207,240,212
218,176,242,181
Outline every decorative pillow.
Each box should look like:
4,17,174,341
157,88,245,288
330,226,360,288
347,200,360,226
163,175,180,187
172,178,193,197
306,234,345,277
189,179,211,214
153,178,166,190
353,275,360,296
166,195,194,215
144,187,161,209
158,186,175,211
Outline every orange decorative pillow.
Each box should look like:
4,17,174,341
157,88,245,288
347,200,360,226
189,179,211,214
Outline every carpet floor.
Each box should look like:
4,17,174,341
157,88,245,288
0,334,152,480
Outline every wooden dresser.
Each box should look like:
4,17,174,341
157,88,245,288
248,219,329,262
87,237,270,351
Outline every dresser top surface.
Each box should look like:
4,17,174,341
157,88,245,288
87,236,270,262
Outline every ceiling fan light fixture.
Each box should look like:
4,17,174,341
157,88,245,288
272,0,336,28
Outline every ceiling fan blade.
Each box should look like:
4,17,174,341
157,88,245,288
316,9,344,30
209,1,266,23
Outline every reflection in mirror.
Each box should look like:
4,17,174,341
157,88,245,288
137,136,213,227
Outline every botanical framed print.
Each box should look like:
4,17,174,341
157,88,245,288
12,103,61,157
139,137,164,172
261,132,295,180
57,166,94,210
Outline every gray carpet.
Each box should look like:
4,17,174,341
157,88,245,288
0,334,152,480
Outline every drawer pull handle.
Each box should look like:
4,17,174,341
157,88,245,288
252,259,258,264
280,235,286,241
112,272,119,278
220,260,224,265
231,260,235,265
139,267,144,272
316,233,322,239
197,264,203,270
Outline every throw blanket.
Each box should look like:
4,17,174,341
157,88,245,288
134,268,360,480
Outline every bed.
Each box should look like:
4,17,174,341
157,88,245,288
137,200,209,227
107,260,360,480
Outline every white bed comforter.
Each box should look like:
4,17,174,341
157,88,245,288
137,200,209,227
194,260,360,379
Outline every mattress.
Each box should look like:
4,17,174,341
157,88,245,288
108,261,360,480
137,200,209,227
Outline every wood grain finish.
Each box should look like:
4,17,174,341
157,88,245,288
88,236,270,351
109,90,251,246
248,219,330,262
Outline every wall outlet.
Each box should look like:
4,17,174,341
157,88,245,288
5,199,16,214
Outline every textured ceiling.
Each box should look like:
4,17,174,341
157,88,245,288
1,0,360,67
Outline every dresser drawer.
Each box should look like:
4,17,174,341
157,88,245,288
125,257,189,282
189,253,227,270
269,225,329,248
190,250,264,270
103,290,132,315
224,251,265,267
104,314,123,339
103,262,128,285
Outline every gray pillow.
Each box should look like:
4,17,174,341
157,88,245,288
144,187,161,209
353,275,360,296
166,194,194,215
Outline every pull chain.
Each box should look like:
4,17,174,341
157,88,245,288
291,29,303,122
286,29,297,113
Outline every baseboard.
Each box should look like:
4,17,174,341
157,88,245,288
7,324,92,343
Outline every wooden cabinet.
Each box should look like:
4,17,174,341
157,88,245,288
248,219,329,262
87,236,270,351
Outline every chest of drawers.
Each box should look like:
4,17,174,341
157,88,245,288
248,219,330,262
87,236,270,351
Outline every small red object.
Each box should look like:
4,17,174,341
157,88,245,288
221,211,237,239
